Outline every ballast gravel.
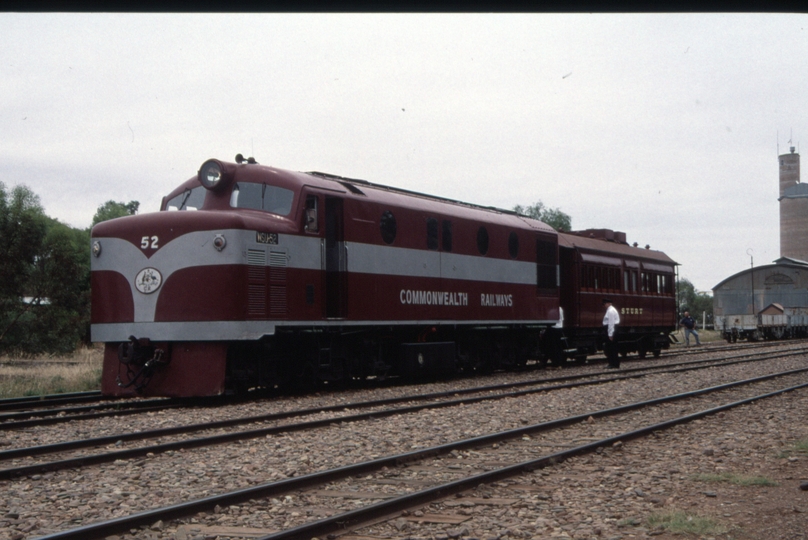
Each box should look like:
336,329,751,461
0,347,806,540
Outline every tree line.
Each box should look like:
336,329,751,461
0,182,137,355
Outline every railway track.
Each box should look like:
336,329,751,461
0,338,798,433
0,391,101,411
0,338,795,413
27,359,808,540
1,339,802,432
3,344,807,480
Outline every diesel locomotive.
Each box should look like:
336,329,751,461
91,156,677,397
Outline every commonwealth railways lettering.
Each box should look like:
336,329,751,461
481,293,513,307
400,290,469,306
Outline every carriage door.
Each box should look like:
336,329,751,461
325,197,347,318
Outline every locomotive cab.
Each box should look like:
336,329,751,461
93,156,305,396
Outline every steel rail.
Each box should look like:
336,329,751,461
0,391,102,411
29,368,808,540
257,378,808,540
3,349,806,478
0,402,183,429
0,395,231,429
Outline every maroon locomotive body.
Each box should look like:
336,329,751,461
91,157,560,396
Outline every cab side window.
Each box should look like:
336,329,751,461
304,195,319,233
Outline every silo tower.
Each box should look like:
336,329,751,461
779,146,807,261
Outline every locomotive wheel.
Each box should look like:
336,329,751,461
569,354,587,365
539,344,562,367
653,348,661,358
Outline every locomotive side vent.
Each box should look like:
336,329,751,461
269,249,288,317
247,248,267,318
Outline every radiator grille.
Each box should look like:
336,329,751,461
246,249,266,318
269,251,287,283
269,249,287,316
270,286,287,316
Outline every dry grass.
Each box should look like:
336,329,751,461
646,510,729,535
0,345,104,398
692,472,778,486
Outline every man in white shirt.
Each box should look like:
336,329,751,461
602,298,621,369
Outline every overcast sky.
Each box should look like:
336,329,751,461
1,13,805,293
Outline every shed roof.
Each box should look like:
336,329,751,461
712,259,808,291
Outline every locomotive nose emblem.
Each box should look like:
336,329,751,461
135,268,163,294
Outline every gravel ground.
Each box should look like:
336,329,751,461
348,389,808,540
1,348,806,540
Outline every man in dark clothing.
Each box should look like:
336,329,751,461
679,310,702,346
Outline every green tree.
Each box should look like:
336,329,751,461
677,278,713,327
513,201,572,232
0,183,48,349
23,220,91,353
0,183,92,354
92,200,139,226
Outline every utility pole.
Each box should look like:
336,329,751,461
747,249,755,316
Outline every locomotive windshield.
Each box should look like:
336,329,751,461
230,182,294,216
166,186,206,211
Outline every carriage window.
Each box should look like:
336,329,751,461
644,272,657,293
427,218,439,250
230,183,294,216
442,220,452,252
166,186,206,211
380,210,397,244
508,232,519,259
477,226,489,255
660,274,673,294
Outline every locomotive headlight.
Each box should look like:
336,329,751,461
199,159,225,190
92,240,102,257
213,234,227,251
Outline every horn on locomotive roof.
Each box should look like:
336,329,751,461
235,153,258,164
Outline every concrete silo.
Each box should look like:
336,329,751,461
778,147,807,261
